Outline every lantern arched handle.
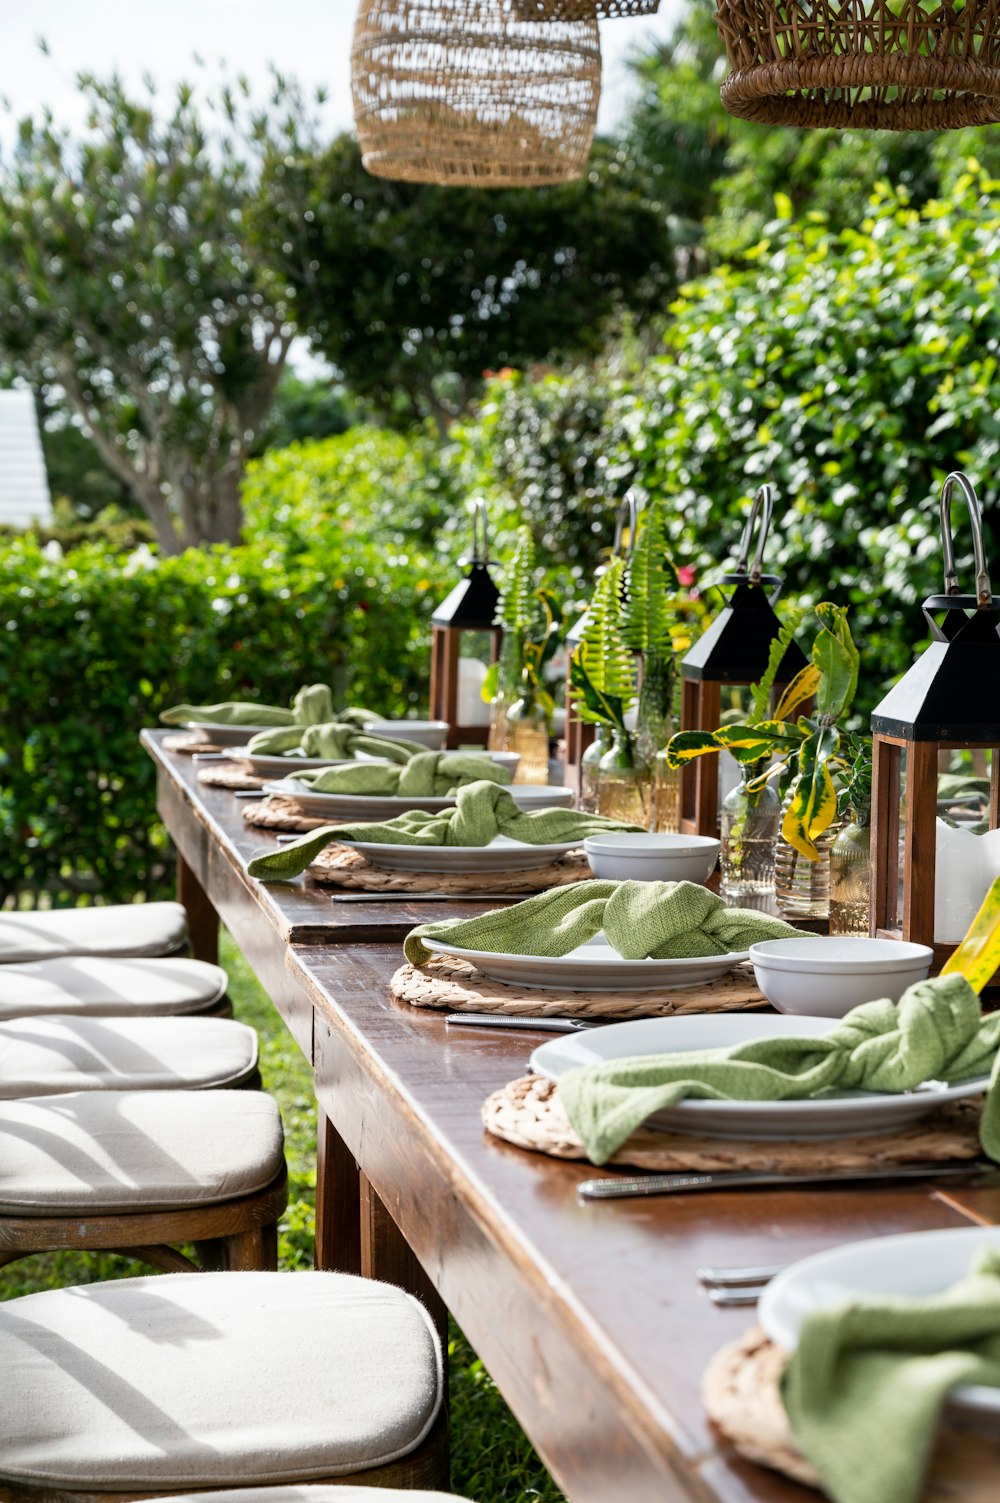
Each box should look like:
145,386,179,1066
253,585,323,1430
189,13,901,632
612,488,640,559
469,498,490,566
940,472,992,607
734,484,774,586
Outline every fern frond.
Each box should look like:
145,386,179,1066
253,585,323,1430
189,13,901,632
622,497,673,657
579,556,636,710
496,527,537,634
749,606,805,724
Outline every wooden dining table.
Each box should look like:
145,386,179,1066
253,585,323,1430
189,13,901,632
143,728,1000,1503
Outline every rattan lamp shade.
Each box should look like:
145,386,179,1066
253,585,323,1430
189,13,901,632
352,0,602,186
715,0,1000,128
514,0,659,17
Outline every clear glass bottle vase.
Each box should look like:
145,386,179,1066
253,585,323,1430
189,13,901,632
652,748,681,834
505,679,550,786
829,809,872,936
487,632,524,753
597,729,651,825
579,725,611,814
719,763,781,899
775,793,841,921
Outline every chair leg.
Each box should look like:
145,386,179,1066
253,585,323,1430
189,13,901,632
220,1222,278,1271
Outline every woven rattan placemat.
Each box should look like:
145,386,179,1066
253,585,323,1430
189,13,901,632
242,797,333,833
308,846,591,895
392,955,766,1018
163,732,226,754
482,1075,983,1172
197,765,268,791
703,1325,1000,1498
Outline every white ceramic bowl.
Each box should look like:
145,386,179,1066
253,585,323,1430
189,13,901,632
748,936,934,1018
583,833,721,884
366,719,449,749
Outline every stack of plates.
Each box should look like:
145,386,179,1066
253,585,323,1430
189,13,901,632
419,936,748,993
348,834,581,874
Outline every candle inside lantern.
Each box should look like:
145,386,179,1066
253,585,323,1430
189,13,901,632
457,656,491,728
934,818,1000,941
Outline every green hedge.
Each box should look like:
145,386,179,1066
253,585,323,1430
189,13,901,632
0,530,445,908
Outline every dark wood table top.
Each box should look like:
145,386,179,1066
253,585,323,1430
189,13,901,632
142,728,501,946
296,941,997,1503
145,728,1000,1503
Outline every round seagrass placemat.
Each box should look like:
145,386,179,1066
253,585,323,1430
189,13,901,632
308,845,592,895
392,955,766,1019
163,732,226,754
481,1075,983,1171
703,1325,1000,1498
242,797,333,833
197,765,268,792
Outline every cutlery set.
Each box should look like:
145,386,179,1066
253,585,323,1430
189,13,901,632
697,1263,785,1307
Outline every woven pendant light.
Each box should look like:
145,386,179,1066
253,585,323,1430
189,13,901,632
514,0,659,16
715,0,1000,129
352,0,602,187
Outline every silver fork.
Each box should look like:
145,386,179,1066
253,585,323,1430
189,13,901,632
697,1262,786,1308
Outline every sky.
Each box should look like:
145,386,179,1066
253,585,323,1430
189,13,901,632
0,0,684,145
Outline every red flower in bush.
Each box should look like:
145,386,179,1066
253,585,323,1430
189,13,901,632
677,565,697,587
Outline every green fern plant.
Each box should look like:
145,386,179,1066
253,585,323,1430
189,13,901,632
622,498,674,658
496,527,538,635
570,556,636,732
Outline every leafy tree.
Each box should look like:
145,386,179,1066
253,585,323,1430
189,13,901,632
262,133,676,431
250,371,355,456
0,69,318,552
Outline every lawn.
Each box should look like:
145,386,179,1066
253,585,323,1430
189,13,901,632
0,929,566,1503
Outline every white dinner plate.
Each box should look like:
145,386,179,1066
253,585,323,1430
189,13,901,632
366,719,449,749
760,1226,1000,1418
229,749,387,777
344,834,580,873
230,747,518,778
262,779,575,821
183,720,280,746
420,933,749,994
528,1014,990,1137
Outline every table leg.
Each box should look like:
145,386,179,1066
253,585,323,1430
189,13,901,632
315,1108,361,1275
176,853,219,964
360,1172,448,1357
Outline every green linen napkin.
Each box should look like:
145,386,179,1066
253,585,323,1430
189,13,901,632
781,1245,1000,1503
161,682,335,728
246,721,426,764
403,877,799,966
290,750,509,798
557,972,1000,1165
247,781,645,880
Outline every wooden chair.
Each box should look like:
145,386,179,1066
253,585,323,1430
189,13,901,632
0,1271,450,1497
0,902,189,964
0,1090,286,1274
0,956,233,1022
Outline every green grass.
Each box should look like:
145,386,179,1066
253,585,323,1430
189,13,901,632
0,930,566,1503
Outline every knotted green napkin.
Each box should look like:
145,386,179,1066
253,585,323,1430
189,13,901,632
246,721,426,764
290,750,508,798
403,877,798,966
161,683,336,728
557,972,1000,1165
247,782,644,880
781,1245,1000,1503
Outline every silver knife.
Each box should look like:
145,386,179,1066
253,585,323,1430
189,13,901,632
324,891,521,903
577,1159,999,1200
445,1012,604,1032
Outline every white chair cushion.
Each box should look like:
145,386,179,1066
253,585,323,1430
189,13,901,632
0,1271,444,1488
0,902,188,963
163,1489,471,1502
0,1090,284,1214
0,1015,258,1097
0,957,228,1020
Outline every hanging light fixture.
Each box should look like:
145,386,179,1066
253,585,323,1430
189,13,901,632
352,0,602,187
714,0,1000,129
514,0,658,17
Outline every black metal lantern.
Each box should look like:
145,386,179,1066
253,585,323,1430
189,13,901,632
870,472,1000,967
563,492,638,797
429,501,502,749
678,485,808,837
